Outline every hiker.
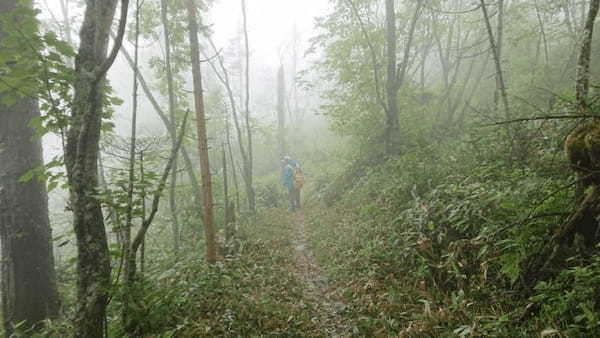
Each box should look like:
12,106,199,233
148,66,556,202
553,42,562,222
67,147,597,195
281,155,304,212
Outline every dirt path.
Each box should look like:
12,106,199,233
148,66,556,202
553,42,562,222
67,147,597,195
291,211,355,337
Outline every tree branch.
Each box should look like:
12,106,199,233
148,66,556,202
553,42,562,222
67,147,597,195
397,0,423,88
346,0,387,114
131,110,189,253
485,114,600,126
96,0,130,80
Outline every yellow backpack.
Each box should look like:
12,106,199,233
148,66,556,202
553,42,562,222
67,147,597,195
291,165,305,190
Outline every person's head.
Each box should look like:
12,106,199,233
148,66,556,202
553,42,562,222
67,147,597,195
283,155,292,163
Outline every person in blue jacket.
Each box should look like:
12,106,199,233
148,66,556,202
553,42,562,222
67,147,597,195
281,155,301,212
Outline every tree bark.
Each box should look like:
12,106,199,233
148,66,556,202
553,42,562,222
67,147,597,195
575,0,600,112
0,3,60,335
185,0,217,264
64,0,128,336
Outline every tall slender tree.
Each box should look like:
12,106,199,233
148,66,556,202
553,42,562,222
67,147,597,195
480,0,510,119
225,113,241,210
0,1,60,334
122,0,140,332
185,0,217,264
383,0,422,156
493,0,505,109
384,0,400,156
204,36,251,215
115,39,203,233
241,0,256,214
277,65,287,159
160,0,182,253
575,0,600,112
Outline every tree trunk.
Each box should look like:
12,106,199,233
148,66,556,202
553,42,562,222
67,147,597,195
494,0,505,109
222,145,235,242
126,115,188,287
205,35,253,215
139,150,146,276
116,39,203,232
575,0,600,112
480,0,510,120
480,0,515,164
185,0,217,264
241,0,256,214
277,65,286,159
346,0,386,113
384,0,400,156
383,0,422,156
397,0,423,92
226,118,241,210
0,5,60,335
160,0,181,253
59,0,74,67
122,0,140,332
533,0,550,66
64,1,128,336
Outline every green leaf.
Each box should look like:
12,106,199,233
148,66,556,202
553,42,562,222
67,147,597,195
19,169,35,183
47,180,58,192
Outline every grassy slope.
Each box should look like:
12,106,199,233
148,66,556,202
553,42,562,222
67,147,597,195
302,148,599,336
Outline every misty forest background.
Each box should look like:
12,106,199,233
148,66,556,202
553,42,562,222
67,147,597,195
1,0,600,336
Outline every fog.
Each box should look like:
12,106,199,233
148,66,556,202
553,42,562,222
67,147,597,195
39,0,331,159
35,0,336,241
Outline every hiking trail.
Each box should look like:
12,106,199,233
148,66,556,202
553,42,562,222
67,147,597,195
291,211,356,337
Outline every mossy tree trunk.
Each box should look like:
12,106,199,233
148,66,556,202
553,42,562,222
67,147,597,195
64,1,128,336
525,0,600,284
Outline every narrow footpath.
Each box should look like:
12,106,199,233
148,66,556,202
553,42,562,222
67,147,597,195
291,211,356,337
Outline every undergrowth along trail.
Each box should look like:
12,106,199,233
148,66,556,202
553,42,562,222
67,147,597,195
171,206,360,337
